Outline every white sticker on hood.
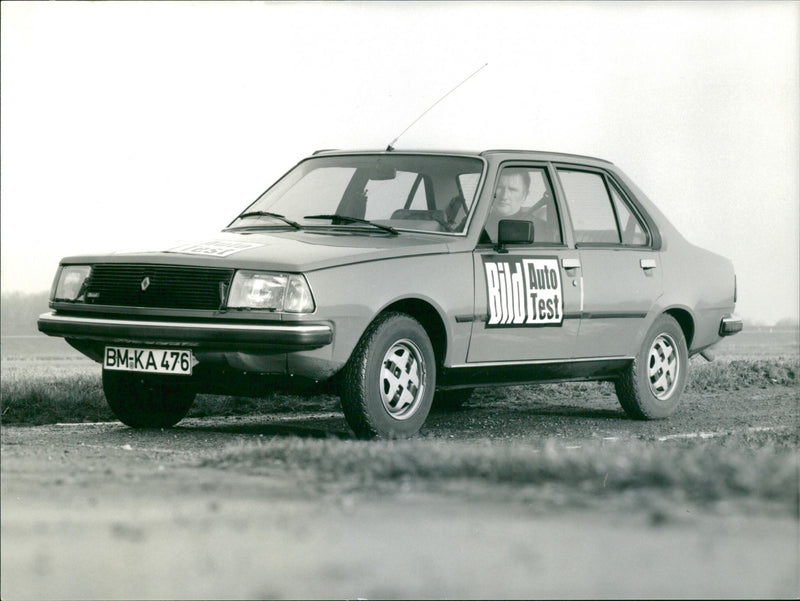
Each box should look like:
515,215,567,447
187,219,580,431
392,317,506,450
167,240,262,257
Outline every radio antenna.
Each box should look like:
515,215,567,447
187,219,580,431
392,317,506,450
386,62,488,151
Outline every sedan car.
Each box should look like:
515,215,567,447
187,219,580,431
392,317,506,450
38,149,742,438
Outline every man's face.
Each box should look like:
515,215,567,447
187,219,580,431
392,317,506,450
493,173,528,216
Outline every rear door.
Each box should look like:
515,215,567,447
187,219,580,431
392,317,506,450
467,164,582,363
554,166,662,358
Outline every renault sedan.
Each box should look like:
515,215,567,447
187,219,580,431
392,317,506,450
38,150,742,438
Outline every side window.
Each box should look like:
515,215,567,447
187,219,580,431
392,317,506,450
609,183,648,245
484,167,562,244
557,170,620,244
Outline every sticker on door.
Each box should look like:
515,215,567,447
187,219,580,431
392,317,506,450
483,256,563,327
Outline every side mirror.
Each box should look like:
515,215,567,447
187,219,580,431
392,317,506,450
496,219,534,252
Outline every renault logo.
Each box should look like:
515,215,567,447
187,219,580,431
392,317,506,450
141,276,151,292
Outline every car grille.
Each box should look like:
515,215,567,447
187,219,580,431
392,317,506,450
86,264,235,310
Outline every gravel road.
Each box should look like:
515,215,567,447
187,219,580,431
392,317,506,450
2,379,798,599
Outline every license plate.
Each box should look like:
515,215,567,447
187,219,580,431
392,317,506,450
104,346,193,376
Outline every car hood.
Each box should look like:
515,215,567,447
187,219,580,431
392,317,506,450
61,229,453,272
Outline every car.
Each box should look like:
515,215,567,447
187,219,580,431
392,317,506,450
38,149,743,438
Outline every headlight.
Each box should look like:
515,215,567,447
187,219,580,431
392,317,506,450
227,271,315,313
53,265,92,302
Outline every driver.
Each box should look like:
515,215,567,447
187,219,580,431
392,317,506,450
484,168,559,243
484,169,534,240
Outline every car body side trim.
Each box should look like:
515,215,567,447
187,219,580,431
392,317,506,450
439,357,632,388
583,312,648,319
450,355,633,369
455,312,643,323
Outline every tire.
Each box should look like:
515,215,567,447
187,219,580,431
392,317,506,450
432,388,473,412
615,314,688,420
340,312,436,439
102,370,196,428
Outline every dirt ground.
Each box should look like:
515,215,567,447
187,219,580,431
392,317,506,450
2,381,799,600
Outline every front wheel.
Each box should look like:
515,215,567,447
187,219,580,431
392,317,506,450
103,370,196,428
340,312,436,439
615,314,688,420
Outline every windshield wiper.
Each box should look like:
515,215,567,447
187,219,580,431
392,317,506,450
231,211,302,230
304,214,399,235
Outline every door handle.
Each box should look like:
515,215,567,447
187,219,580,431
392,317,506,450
562,258,581,269
640,259,657,270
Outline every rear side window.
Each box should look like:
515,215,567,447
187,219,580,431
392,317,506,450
609,182,648,245
557,169,648,246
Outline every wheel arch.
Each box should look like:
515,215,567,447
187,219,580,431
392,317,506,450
664,307,695,349
378,298,449,369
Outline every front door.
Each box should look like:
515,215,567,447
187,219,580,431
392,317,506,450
467,248,583,362
466,164,581,363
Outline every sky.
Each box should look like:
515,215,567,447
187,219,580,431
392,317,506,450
1,1,798,325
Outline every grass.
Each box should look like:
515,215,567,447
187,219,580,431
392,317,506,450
1,357,797,426
200,430,798,513
688,357,798,391
0,368,338,426
0,366,111,425
3,353,796,517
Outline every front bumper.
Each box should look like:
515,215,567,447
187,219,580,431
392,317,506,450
37,312,333,350
719,314,743,336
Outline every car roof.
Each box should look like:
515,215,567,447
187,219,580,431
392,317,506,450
311,148,615,166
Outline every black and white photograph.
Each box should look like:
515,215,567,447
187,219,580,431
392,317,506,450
1,1,798,598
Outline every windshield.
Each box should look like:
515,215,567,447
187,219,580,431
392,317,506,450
229,154,485,234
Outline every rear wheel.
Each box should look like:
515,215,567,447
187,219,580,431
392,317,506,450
340,312,435,439
102,370,196,428
615,314,688,419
